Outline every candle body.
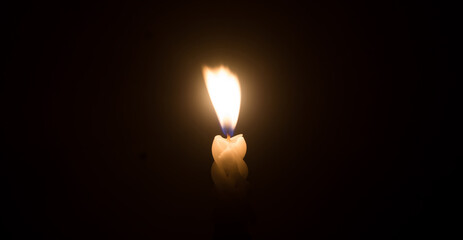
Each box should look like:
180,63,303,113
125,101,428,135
211,134,248,194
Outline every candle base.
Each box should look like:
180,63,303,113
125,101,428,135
212,188,253,240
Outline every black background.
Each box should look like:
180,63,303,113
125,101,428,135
2,1,458,239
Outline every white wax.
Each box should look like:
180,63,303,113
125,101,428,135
211,134,248,193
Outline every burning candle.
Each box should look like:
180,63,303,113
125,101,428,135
203,66,248,196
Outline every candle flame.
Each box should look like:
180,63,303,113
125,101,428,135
203,66,241,136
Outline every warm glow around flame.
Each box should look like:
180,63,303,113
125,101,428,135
203,66,241,136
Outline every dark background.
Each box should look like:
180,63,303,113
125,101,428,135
2,1,458,239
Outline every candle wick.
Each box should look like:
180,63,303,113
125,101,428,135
227,134,231,141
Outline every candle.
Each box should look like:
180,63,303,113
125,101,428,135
203,66,248,196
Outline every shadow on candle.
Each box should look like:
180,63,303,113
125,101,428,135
211,162,248,198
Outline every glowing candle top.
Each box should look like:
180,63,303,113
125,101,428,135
203,66,241,137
